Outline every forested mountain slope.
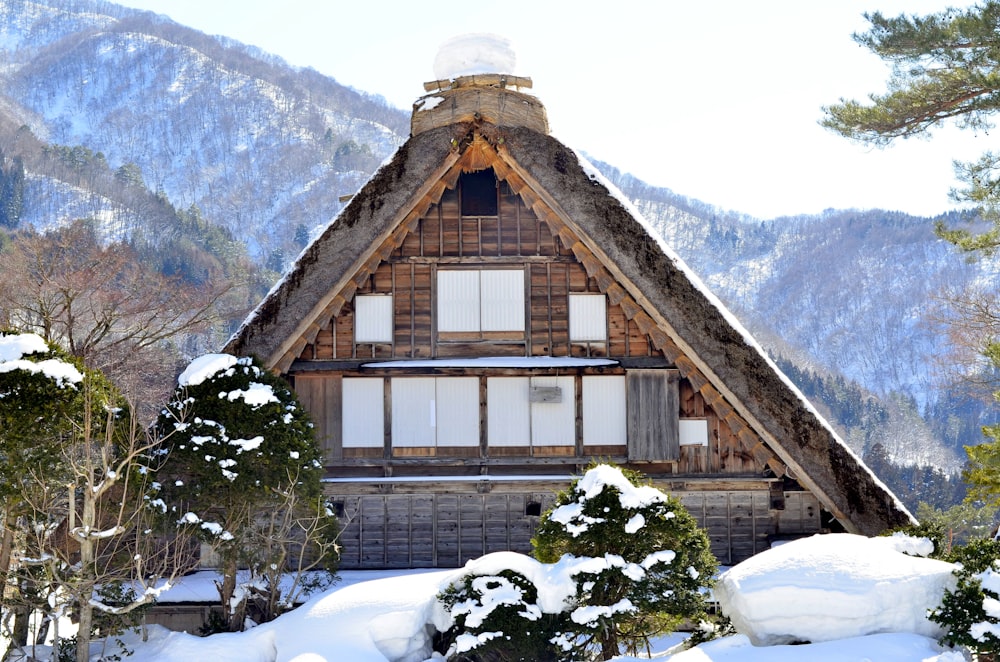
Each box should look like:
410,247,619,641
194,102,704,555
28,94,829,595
0,0,406,263
0,0,994,485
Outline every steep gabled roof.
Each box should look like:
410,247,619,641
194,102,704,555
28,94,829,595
225,83,913,537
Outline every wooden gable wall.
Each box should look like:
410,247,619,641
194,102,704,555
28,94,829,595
299,178,659,362
276,132,829,569
289,155,783,480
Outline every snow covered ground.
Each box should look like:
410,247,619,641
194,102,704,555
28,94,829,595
30,532,966,661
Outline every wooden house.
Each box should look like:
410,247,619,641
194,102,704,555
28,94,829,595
224,72,911,569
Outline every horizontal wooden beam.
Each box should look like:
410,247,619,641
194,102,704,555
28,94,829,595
423,74,533,92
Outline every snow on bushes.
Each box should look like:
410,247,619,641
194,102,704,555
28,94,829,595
435,464,717,660
153,353,337,630
434,554,583,661
533,464,717,659
0,331,93,501
716,532,958,646
155,354,322,518
0,331,83,387
929,537,1000,657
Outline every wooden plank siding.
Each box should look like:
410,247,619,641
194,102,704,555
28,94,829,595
300,172,658,363
292,374,342,461
289,166,777,482
332,491,559,569
627,369,680,461
285,167,822,570
329,486,813,569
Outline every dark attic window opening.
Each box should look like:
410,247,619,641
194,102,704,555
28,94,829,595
460,169,498,216
525,501,542,517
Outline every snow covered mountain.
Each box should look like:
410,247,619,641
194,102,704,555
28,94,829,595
0,0,994,480
0,0,406,261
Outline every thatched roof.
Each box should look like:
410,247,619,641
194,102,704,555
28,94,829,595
225,82,912,537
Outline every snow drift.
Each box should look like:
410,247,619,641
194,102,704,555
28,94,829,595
715,533,957,645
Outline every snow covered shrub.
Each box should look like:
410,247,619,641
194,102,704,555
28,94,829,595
532,464,717,660
153,354,339,631
930,537,1000,658
0,331,87,498
436,568,581,662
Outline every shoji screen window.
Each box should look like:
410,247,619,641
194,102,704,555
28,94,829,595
582,375,626,455
438,269,524,335
390,377,479,456
341,378,384,457
569,294,607,342
355,295,393,343
487,376,575,456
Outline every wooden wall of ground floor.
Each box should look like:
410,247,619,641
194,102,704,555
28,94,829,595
328,486,822,569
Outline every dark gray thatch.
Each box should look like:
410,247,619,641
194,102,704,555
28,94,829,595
226,111,912,537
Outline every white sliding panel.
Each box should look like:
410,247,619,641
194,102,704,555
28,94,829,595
530,376,575,446
341,378,384,448
679,419,710,447
487,377,530,447
480,270,524,332
436,377,480,447
569,294,607,341
391,378,436,448
437,270,480,332
582,375,626,446
354,295,394,343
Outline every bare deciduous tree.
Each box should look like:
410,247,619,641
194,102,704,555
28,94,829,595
0,219,230,415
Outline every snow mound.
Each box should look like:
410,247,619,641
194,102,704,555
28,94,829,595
715,533,957,645
433,33,516,80
662,632,963,662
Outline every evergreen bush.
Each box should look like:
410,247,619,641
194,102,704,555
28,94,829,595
532,464,717,659
436,568,581,662
929,538,1000,659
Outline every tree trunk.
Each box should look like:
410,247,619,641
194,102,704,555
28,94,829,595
75,486,97,662
0,511,26,656
599,628,618,661
218,555,244,632
76,545,94,662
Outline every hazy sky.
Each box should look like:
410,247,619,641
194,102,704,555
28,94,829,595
114,0,987,219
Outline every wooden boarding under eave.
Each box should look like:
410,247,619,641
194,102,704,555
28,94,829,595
224,72,912,569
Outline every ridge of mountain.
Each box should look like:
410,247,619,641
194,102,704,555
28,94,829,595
1,0,407,260
0,0,994,482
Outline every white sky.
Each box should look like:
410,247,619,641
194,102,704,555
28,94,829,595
113,0,987,219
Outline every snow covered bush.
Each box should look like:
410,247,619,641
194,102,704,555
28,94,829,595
153,353,339,631
930,537,1000,658
436,566,580,661
532,464,717,660
0,331,86,499
0,331,198,662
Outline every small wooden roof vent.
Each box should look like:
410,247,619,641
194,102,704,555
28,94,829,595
411,34,549,136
